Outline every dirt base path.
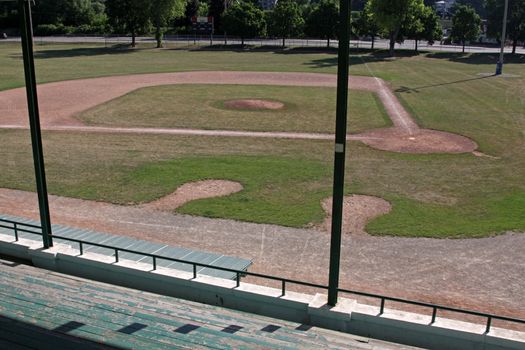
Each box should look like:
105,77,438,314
1,188,523,321
0,71,477,154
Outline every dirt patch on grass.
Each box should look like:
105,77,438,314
357,128,478,154
320,195,392,235
140,180,243,211
223,99,284,110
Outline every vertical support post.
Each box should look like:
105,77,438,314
328,0,351,307
18,0,53,248
496,0,509,75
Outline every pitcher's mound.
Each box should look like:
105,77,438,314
223,99,284,110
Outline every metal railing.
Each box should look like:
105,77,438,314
1,217,524,333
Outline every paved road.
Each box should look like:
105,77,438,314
3,35,524,54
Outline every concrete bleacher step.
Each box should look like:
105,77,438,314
0,261,407,350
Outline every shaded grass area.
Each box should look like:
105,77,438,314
77,84,390,133
1,129,524,237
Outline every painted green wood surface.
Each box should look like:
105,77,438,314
0,260,385,349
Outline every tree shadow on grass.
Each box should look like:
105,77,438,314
396,75,495,93
304,49,421,68
28,45,134,59
426,52,525,65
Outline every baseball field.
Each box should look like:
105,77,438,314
1,42,523,238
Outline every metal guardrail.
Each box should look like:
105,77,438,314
1,217,524,333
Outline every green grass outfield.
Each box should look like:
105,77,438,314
1,42,524,238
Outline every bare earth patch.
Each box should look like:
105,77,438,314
223,99,284,110
320,195,392,235
140,180,243,211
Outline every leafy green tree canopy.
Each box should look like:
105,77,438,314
369,0,422,55
151,0,186,48
485,0,525,53
352,1,380,48
267,0,304,47
106,0,152,47
305,0,339,47
401,5,442,52
451,4,481,52
34,0,106,27
221,1,266,45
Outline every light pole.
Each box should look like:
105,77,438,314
18,0,53,248
496,0,509,75
327,0,351,307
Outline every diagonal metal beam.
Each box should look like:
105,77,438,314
18,0,53,248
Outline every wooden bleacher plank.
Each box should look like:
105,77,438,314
0,267,361,350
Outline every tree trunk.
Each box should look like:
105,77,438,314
132,31,136,48
371,36,374,49
512,39,517,54
155,13,163,48
327,37,330,48
415,39,418,53
389,31,395,56
282,37,285,48
462,40,465,53
241,37,244,46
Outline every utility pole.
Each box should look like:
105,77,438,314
327,0,351,307
496,0,509,75
18,0,53,248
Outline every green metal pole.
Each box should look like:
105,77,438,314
18,0,53,248
328,0,351,307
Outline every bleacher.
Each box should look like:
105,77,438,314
0,257,419,349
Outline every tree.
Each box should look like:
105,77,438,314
151,0,185,48
451,4,481,52
208,0,225,33
267,0,304,47
305,0,339,48
34,0,106,27
221,1,266,46
485,0,525,54
369,0,421,56
0,1,18,29
106,0,151,47
403,5,442,52
353,1,380,49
